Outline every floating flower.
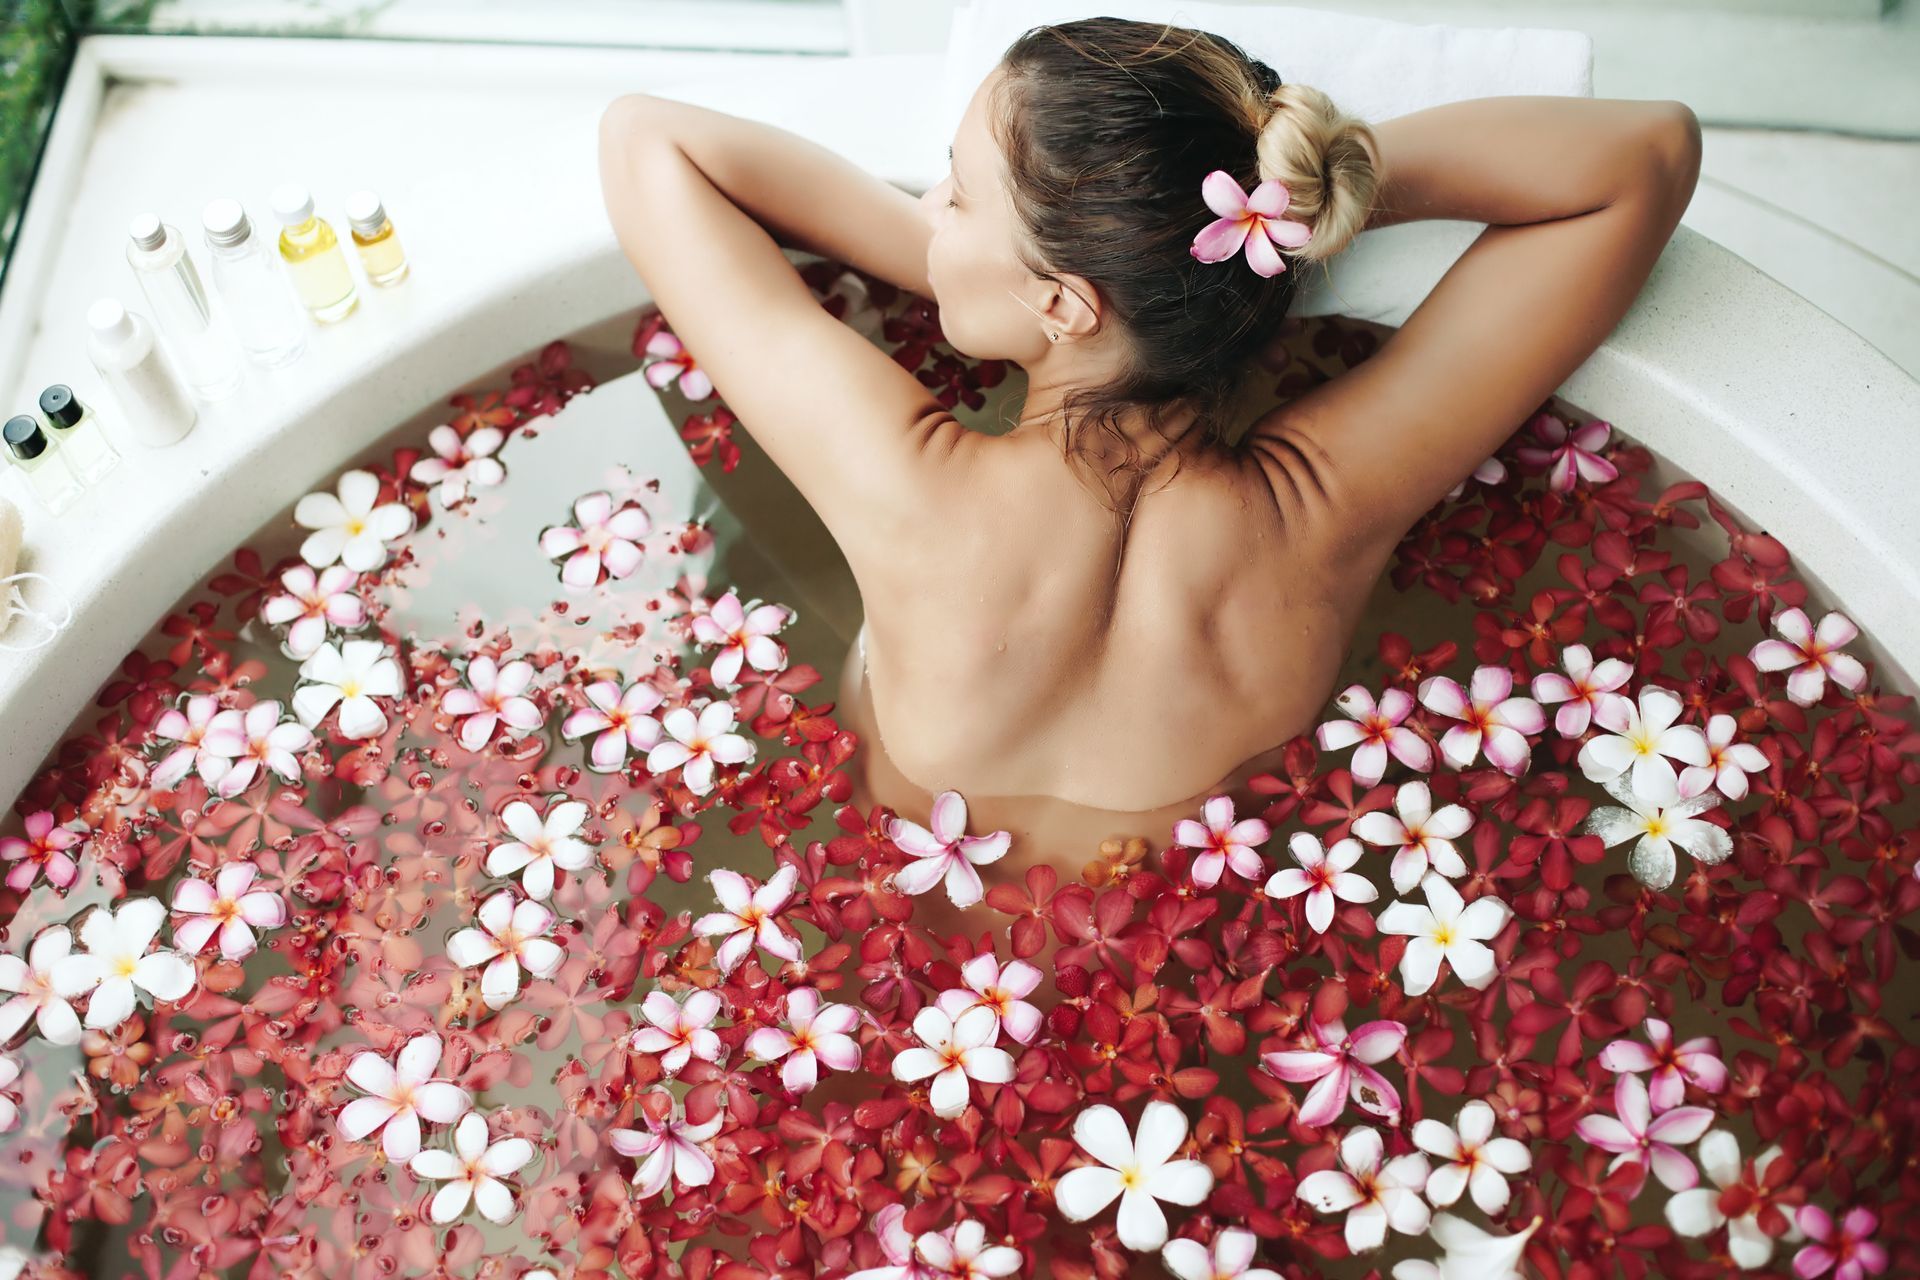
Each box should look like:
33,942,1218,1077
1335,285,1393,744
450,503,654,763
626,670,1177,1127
1666,1131,1798,1268
1263,831,1377,934
646,699,755,797
1410,1099,1532,1214
539,491,651,589
890,1005,1014,1120
0,926,83,1045
693,865,803,974
409,423,506,508
629,989,724,1075
1793,1205,1887,1280
1512,412,1619,494
745,987,862,1095
260,563,367,661
642,329,713,400
913,1220,1023,1278
1531,642,1634,739
170,860,287,961
609,1089,721,1199
1055,1100,1213,1252
1188,171,1312,278
1749,606,1868,707
293,639,403,740
1377,874,1511,997
0,1056,17,1132
561,678,664,773
1577,769,1731,891
1675,711,1768,802
1574,1070,1714,1194
485,799,596,901
1350,779,1473,895
845,1203,936,1280
443,655,543,752
409,1109,534,1224
1296,1125,1431,1254
50,899,196,1031
446,889,564,1009
1389,1213,1540,1280
293,468,414,572
1161,1227,1280,1280
934,954,1044,1045
211,700,314,798
0,809,84,892
1599,1016,1726,1110
334,1032,472,1162
1576,684,1709,805
1172,794,1271,889
147,694,246,791
691,590,792,688
1262,1013,1406,1127
887,790,1011,910
1315,684,1433,786
1416,666,1546,775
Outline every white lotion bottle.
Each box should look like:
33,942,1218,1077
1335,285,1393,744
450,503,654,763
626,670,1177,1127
202,197,308,369
125,211,244,401
84,298,198,447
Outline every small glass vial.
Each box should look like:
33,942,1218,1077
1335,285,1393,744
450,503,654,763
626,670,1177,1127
271,182,358,323
345,189,409,286
85,298,198,447
2,415,82,516
204,197,309,369
38,385,120,485
125,211,244,402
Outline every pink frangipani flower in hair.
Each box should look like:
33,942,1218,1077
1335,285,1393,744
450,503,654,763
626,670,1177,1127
1173,794,1271,889
1599,1016,1727,1110
1189,172,1312,278
1417,665,1546,775
1261,1013,1406,1127
887,790,1010,910
1316,683,1433,786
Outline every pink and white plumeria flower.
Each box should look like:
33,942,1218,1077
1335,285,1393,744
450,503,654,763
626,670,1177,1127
443,655,543,752
50,899,196,1031
539,491,651,589
887,791,1011,910
1417,666,1546,776
1350,779,1474,895
260,563,366,661
1263,831,1377,935
1574,1070,1715,1194
1442,454,1509,504
293,639,403,740
170,861,286,961
0,1055,17,1132
409,423,506,509
1666,1131,1797,1268
1512,411,1619,494
1390,1213,1540,1280
1188,172,1312,278
845,1203,938,1280
1161,1226,1281,1280
211,700,313,799
890,1005,1015,1120
1599,1016,1727,1110
744,987,862,1095
1576,684,1710,806
1296,1125,1431,1254
408,1109,534,1225
1262,1014,1406,1127
335,1032,472,1162
642,329,713,400
646,700,755,796
485,798,596,902
1675,712,1768,802
1172,794,1272,889
934,954,1044,1045
1377,874,1512,997
912,1220,1024,1279
693,865,803,975
1410,1099,1532,1215
1748,606,1868,708
609,1089,721,1199
1794,1205,1887,1280
0,809,84,892
1315,684,1434,786
562,678,665,773
148,694,246,791
0,926,84,1045
446,889,564,1009
1055,1100,1214,1252
1578,770,1732,891
1531,642,1634,739
293,468,414,573
629,989,724,1075
691,590,792,688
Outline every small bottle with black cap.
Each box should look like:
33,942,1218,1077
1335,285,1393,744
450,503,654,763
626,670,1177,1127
38,385,120,485
2,415,82,515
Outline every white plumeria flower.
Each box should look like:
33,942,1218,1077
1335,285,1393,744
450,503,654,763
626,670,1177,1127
540,491,651,589
561,678,665,773
293,639,403,740
1172,794,1271,889
934,954,1044,1045
0,1056,18,1132
1675,712,1769,802
887,791,1011,910
890,1005,1015,1120
1296,1125,1430,1254
1748,606,1867,707
1315,684,1434,786
442,656,542,752
608,1090,721,1199
170,861,286,961
691,590,792,688
1410,1099,1532,1215
409,424,506,509
335,1032,472,1162
914,1220,1023,1278
1263,831,1377,934
212,701,313,798
0,926,84,1045
1390,1213,1540,1280
260,563,366,661
1377,874,1512,997
485,799,596,901
1576,684,1709,806
293,468,414,572
409,1109,534,1224
1161,1226,1281,1280
1350,780,1473,896
744,987,862,1094
1416,665,1546,775
49,899,197,1030
446,890,564,1009
646,700,755,797
693,865,803,975
1055,1100,1214,1253
629,989,724,1075
1577,770,1731,891
148,694,247,791
1531,642,1634,739
1665,1130,1799,1267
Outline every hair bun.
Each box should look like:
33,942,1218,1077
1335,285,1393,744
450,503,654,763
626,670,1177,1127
1254,82,1381,264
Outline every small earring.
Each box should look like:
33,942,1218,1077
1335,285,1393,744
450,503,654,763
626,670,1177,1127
1049,331,1060,342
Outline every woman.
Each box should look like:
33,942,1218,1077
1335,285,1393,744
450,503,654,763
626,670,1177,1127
596,18,1701,893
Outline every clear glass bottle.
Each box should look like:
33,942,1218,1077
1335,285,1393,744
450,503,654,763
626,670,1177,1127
203,197,309,369
345,189,409,287
272,182,358,323
37,385,120,485
125,211,244,402
2,415,82,515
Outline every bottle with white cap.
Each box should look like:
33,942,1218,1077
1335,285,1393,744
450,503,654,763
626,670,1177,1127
124,211,243,401
83,298,198,447
202,196,308,369
344,189,409,287
271,182,358,323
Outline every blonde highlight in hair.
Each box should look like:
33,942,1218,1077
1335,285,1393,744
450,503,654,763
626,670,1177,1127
1254,83,1382,266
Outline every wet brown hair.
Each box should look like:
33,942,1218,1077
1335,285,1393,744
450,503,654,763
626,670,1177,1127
993,18,1381,509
